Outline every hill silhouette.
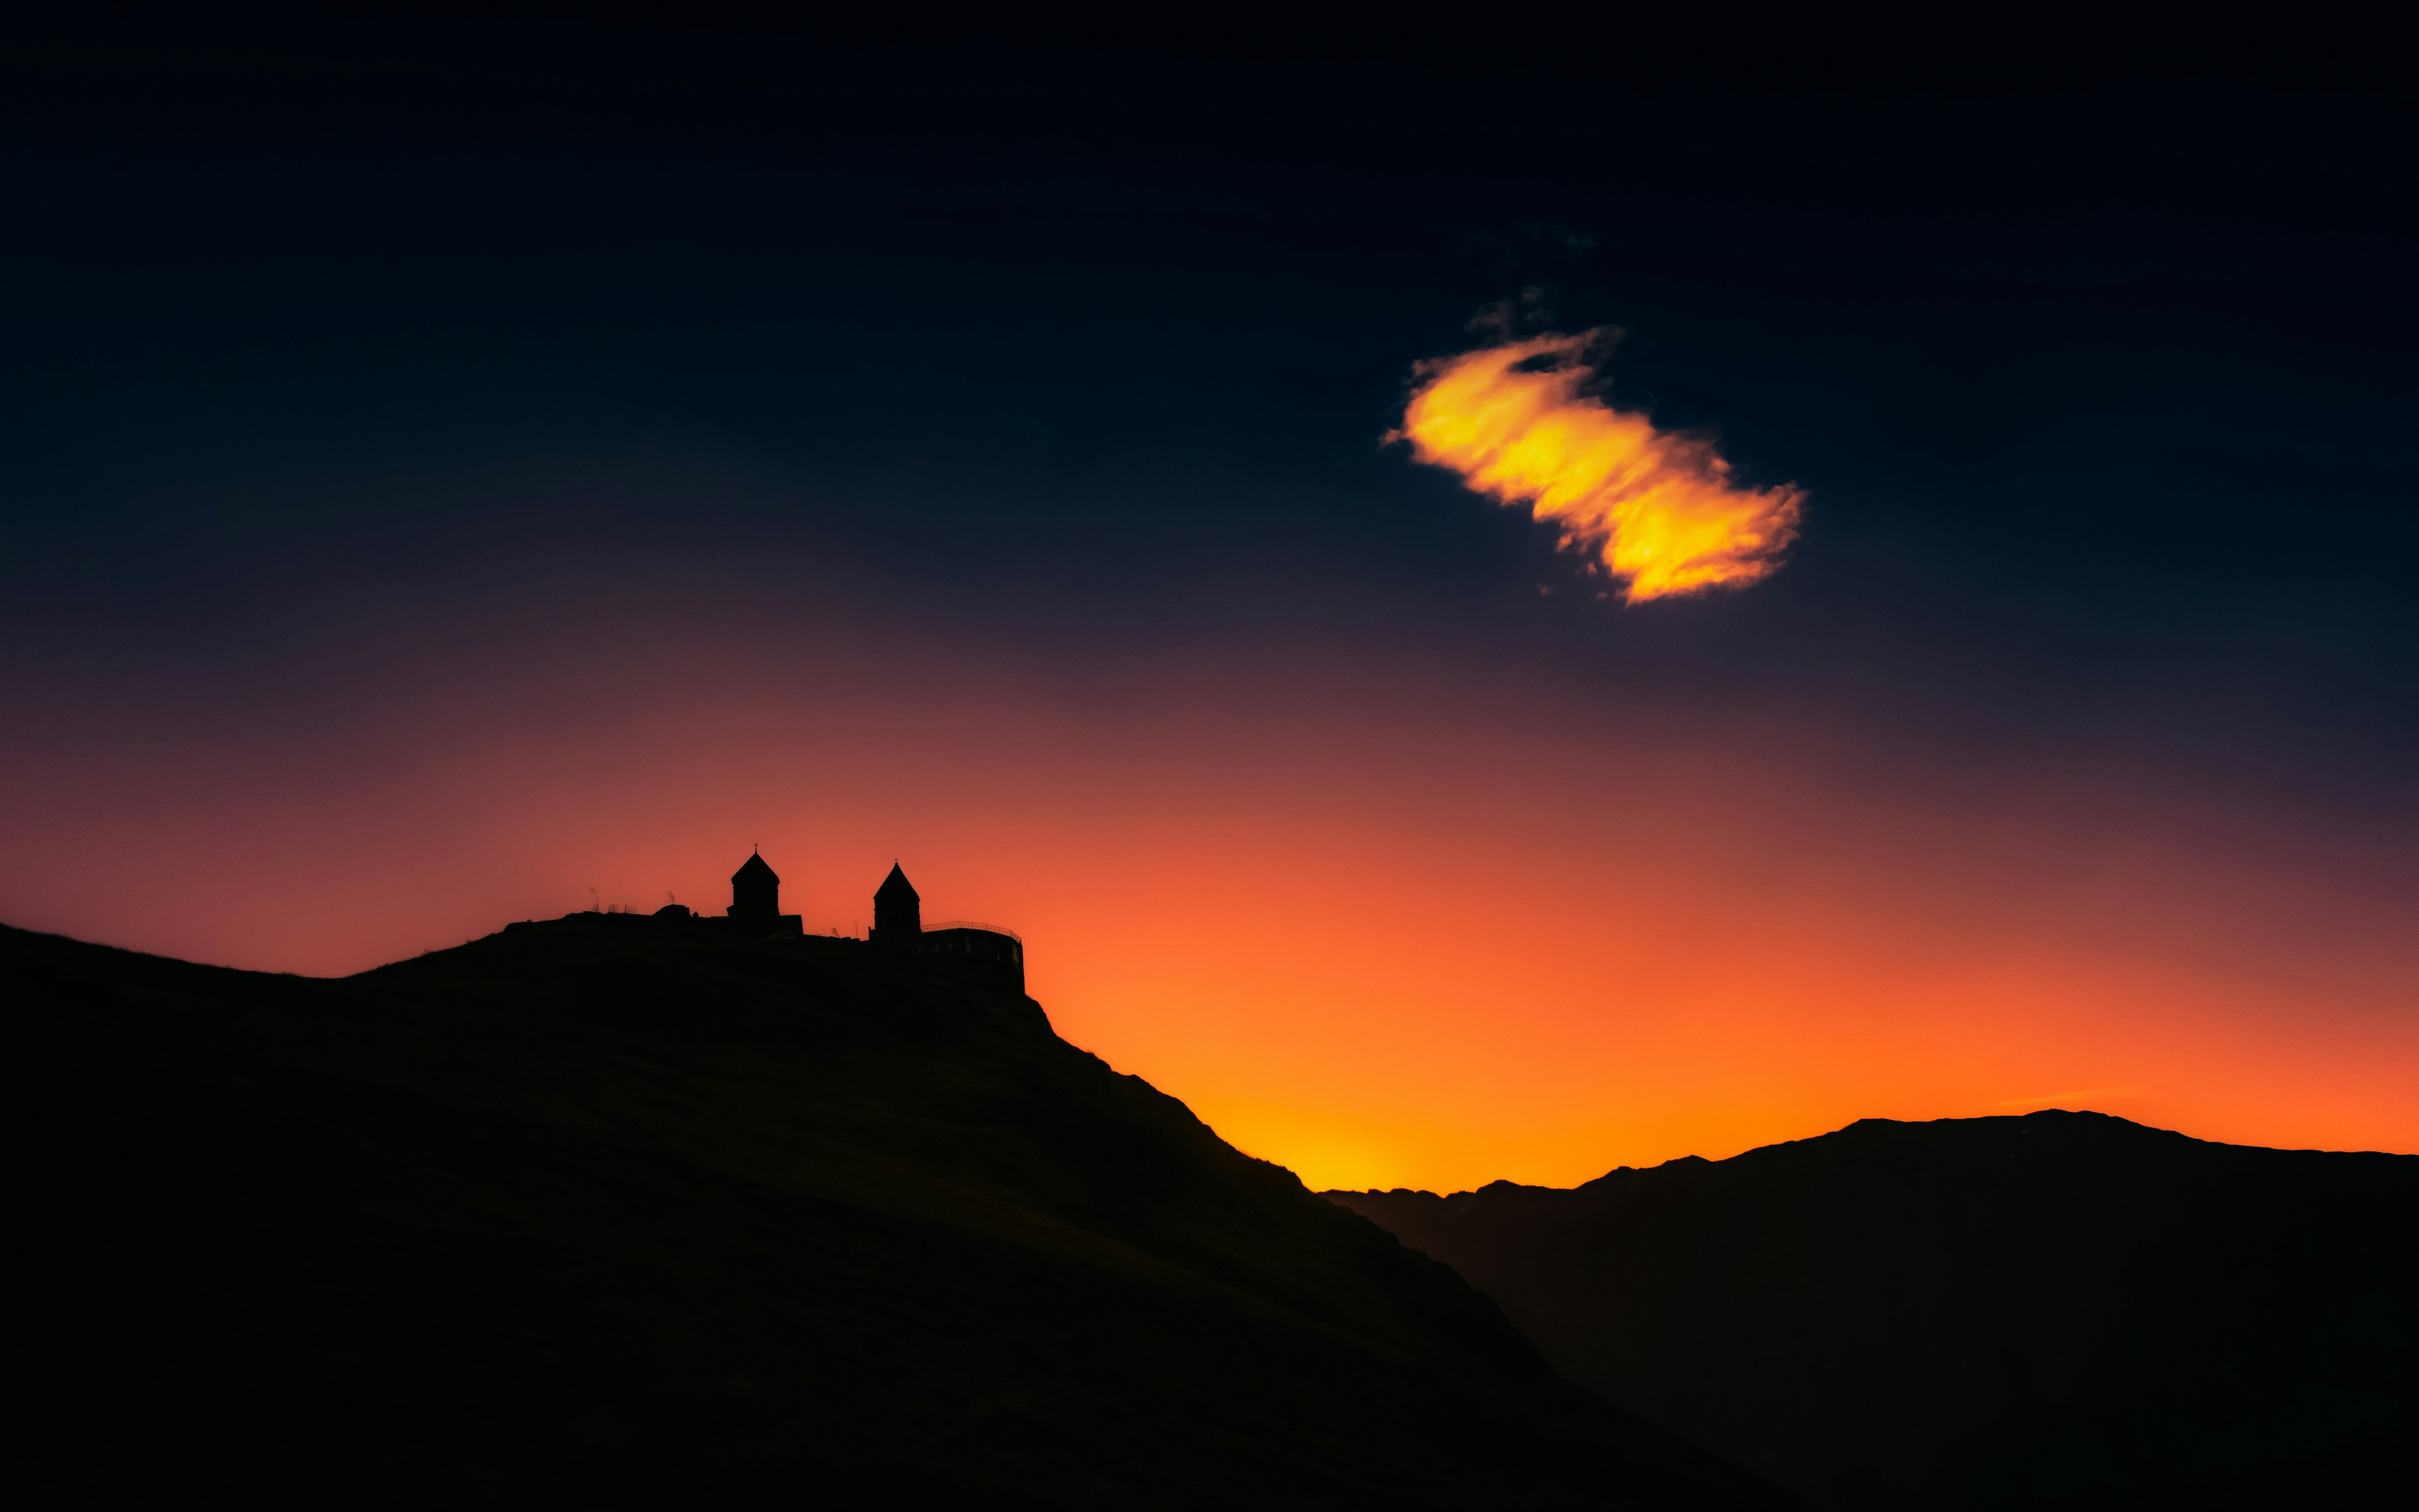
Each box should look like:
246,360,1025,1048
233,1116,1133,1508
1329,1112,2418,1511
7,918,1795,1509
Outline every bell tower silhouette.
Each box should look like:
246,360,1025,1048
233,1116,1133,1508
872,863,921,949
730,848,781,920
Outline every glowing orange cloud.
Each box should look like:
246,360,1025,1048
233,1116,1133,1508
1396,332,1805,601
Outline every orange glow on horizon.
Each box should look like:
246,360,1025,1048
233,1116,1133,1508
4,623,2411,1198
1395,332,1804,601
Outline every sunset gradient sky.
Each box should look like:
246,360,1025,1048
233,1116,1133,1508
4,25,2412,1190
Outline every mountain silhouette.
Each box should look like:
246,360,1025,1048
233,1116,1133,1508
1329,1112,2418,1511
7,917,1795,1509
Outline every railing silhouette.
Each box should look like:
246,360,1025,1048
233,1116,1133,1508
923,921,1022,944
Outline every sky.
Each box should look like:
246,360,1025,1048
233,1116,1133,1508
4,23,2413,1190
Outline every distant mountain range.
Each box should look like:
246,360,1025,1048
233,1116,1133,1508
8,919,1792,1509
1330,1111,2418,1511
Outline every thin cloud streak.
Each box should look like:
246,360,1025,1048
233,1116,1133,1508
1394,331,1805,601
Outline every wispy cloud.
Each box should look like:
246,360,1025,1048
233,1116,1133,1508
1393,331,1804,602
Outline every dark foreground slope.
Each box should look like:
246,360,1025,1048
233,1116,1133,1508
8,920,1792,1510
1330,1113,2419,1511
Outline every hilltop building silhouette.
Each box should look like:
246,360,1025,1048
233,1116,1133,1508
869,860,1025,987
556,848,1023,994
728,848,801,934
872,863,920,948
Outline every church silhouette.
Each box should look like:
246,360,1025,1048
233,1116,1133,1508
594,848,1025,994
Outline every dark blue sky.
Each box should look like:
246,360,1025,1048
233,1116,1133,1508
6,19,2414,822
